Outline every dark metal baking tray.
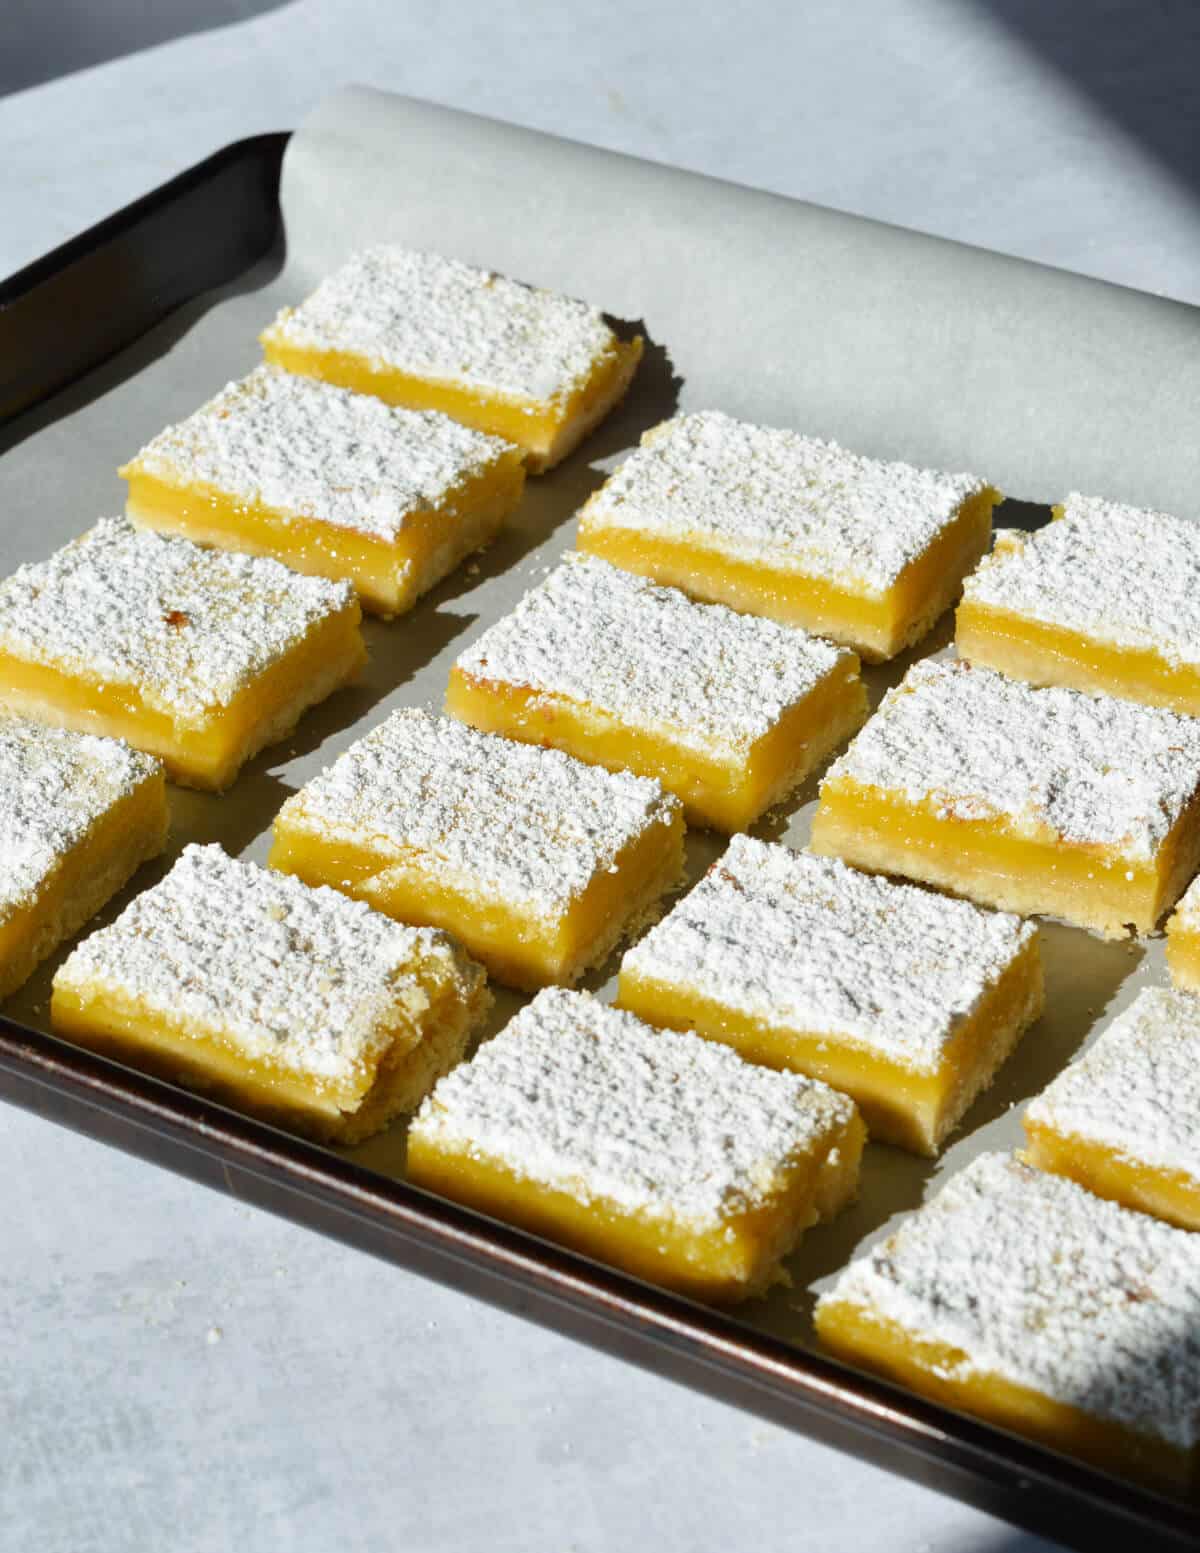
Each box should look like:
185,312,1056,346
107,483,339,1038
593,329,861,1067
1,130,1197,1551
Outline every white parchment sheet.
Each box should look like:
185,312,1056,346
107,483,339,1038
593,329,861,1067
0,86,1180,1357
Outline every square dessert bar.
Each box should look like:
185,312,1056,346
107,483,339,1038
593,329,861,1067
811,659,1200,937
0,718,167,1001
260,247,643,472
1167,873,1200,991
815,1153,1200,1491
959,493,1200,714
1023,987,1200,1231
618,838,1043,1155
576,411,999,660
407,987,864,1304
51,844,491,1145
446,552,867,832
270,709,685,991
0,517,365,791
120,365,525,617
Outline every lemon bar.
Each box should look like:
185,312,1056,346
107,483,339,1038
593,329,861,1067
1167,873,1200,991
408,987,863,1303
0,718,167,1000
619,838,1043,1155
51,844,490,1144
959,494,1200,714
446,553,867,831
260,247,642,472
119,365,525,618
811,659,1200,937
0,517,365,791
1023,987,1200,1231
270,709,684,991
576,411,999,660
815,1153,1200,1490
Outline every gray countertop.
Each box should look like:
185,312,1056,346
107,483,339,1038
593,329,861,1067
4,4,1199,1549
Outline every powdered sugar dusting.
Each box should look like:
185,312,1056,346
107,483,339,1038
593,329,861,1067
819,1152,1200,1450
0,717,160,917
623,839,1036,1074
1026,987,1200,1179
1173,871,1200,929
583,410,993,594
825,659,1200,859
455,552,853,755
411,988,856,1230
0,517,355,720
278,709,681,920
964,494,1200,667
55,845,482,1089
124,365,515,543
263,247,619,406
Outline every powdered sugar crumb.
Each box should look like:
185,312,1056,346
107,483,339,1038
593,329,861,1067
819,1152,1200,1450
410,987,856,1230
623,839,1036,1073
825,659,1200,859
455,552,853,755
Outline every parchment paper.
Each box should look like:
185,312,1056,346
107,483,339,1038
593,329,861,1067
0,86,1177,1356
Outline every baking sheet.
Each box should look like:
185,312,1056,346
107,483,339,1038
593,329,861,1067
0,84,1185,1479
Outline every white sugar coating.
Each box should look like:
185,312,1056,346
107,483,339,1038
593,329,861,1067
279,709,681,920
964,495,1200,668
1026,987,1200,1178
0,718,160,917
455,553,852,755
584,411,993,594
55,845,480,1088
263,247,620,406
124,365,515,543
819,1152,1200,1450
411,988,856,1230
0,517,355,720
623,838,1036,1074
825,659,1200,860
1173,870,1200,928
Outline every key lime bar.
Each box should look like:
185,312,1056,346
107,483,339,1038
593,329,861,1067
1023,987,1200,1231
1167,873,1200,990
51,844,490,1145
270,709,684,991
408,987,863,1304
811,659,1200,936
959,494,1200,714
618,839,1042,1155
0,517,365,791
816,1153,1200,1490
446,553,867,831
576,411,999,660
120,365,525,618
0,718,167,1001
260,247,642,472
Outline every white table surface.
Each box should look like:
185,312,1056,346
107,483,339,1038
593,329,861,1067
4,5,1199,1549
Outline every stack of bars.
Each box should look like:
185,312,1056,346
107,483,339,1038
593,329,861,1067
8,232,1200,1496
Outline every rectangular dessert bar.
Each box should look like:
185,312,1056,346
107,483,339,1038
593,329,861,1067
407,987,864,1304
0,717,167,1001
958,493,1200,714
270,709,685,991
51,844,491,1145
577,411,999,660
618,838,1043,1155
1023,986,1200,1231
446,552,867,832
1167,872,1200,991
815,1152,1200,1490
260,247,642,472
120,365,525,617
0,517,365,791
811,659,1200,936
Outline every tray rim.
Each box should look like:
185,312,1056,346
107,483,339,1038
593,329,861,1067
1,120,1197,1551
